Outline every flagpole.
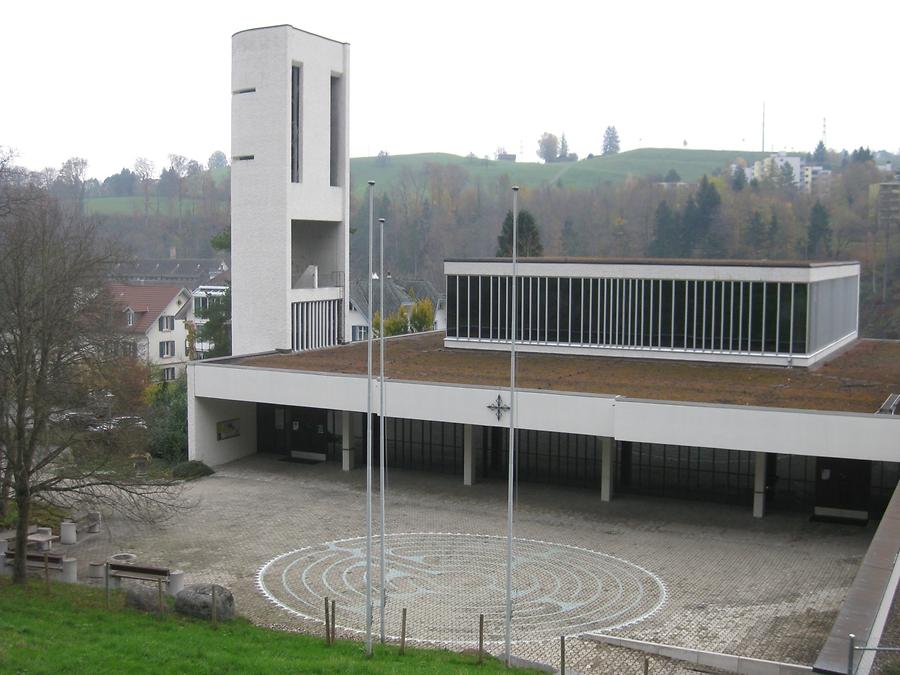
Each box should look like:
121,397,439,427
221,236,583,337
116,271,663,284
365,180,375,657
505,185,519,666
378,216,387,644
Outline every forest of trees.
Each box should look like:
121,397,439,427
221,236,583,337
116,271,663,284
4,145,898,338
347,152,898,338
5,151,231,260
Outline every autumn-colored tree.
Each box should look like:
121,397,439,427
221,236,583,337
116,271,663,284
537,133,559,163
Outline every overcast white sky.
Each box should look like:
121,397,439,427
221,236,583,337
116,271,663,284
2,0,897,180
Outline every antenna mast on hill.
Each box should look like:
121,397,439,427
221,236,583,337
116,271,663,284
761,102,766,152
822,117,827,147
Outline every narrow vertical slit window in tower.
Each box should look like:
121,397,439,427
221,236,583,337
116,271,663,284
330,75,342,187
291,65,302,183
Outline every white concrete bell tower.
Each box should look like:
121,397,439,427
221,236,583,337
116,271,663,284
230,25,350,354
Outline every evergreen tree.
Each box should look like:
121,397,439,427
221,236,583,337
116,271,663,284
745,210,768,254
777,163,796,191
602,126,620,155
561,217,579,256
663,168,681,183
767,210,779,253
496,209,543,257
731,167,747,191
196,287,232,358
558,133,569,161
850,146,873,163
683,175,722,255
807,200,832,258
812,140,827,164
649,200,682,257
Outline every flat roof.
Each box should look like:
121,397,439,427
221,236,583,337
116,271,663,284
230,333,900,415
232,24,348,45
445,257,859,269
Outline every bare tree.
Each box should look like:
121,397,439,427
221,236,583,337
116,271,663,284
59,157,88,213
0,187,184,583
134,157,155,224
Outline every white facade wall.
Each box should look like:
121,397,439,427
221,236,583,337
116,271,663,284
144,290,191,378
231,25,349,355
188,363,899,465
445,260,860,284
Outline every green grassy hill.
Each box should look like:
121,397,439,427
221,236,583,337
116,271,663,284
349,147,769,194
83,148,768,217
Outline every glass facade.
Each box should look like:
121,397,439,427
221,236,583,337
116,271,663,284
447,274,811,356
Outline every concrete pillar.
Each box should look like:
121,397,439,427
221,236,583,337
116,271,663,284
167,570,185,596
341,411,354,471
463,424,474,486
753,452,767,518
600,437,614,503
61,558,77,584
60,521,77,545
88,562,105,579
87,512,102,533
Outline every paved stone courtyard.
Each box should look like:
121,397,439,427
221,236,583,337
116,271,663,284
66,454,874,672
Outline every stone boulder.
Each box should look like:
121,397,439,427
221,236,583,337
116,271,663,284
125,585,167,613
174,584,234,622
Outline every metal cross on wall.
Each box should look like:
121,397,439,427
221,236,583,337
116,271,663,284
487,395,511,421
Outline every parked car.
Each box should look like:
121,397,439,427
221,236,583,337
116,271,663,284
87,416,147,432
50,410,101,429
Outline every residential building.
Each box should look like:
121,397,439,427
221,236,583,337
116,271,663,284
348,276,446,340
109,283,192,381
801,165,831,194
186,269,230,359
109,256,229,289
752,152,803,186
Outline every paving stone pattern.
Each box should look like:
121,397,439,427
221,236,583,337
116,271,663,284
66,455,873,673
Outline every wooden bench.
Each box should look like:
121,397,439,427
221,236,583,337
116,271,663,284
3,549,74,584
104,562,172,611
4,549,65,570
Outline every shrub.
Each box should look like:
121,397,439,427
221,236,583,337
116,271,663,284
171,461,214,480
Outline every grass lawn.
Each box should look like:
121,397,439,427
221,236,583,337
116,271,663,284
0,579,536,673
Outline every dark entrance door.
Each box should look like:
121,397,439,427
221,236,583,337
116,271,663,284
814,457,870,522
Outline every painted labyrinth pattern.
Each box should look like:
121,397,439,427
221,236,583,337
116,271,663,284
257,532,666,644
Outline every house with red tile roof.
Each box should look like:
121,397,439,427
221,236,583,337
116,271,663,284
108,283,192,381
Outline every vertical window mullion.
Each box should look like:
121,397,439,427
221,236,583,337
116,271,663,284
478,275,482,340
580,278,585,344
761,281,767,354
588,278,593,346
455,276,459,339
775,281,781,355
545,277,549,343
789,283,795,355
556,277,561,345
719,281,725,351
693,281,698,350
747,282,753,352
729,281,734,351
702,280,707,350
